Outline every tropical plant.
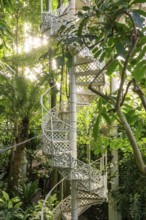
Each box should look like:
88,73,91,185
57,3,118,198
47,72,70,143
18,180,40,207
0,65,46,191
111,153,146,220
31,194,58,220
0,191,24,220
0,0,12,58
59,0,146,174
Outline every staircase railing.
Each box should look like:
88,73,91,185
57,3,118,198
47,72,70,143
41,87,107,191
41,177,67,220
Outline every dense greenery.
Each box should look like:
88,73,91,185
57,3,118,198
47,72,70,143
60,0,146,172
0,0,146,219
112,153,146,220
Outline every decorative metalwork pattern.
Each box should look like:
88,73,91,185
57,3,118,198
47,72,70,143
76,73,104,85
76,85,96,94
41,89,107,191
41,3,71,34
75,61,99,73
40,0,108,218
77,94,96,104
53,190,106,220
40,36,107,220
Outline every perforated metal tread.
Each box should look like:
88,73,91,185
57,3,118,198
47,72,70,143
53,190,106,220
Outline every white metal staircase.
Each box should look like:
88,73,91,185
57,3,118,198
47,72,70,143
40,1,107,219
41,50,107,219
41,0,91,35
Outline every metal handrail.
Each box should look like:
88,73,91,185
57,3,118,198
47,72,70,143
41,177,67,220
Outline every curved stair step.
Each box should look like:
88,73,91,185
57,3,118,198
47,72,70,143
53,190,106,220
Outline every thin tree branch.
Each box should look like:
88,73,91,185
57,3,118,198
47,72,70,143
120,78,146,110
81,33,113,50
132,78,146,110
116,11,138,109
120,80,133,106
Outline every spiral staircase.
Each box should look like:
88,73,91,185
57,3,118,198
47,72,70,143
40,0,107,219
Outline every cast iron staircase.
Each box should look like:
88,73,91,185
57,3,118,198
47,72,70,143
41,48,107,219
40,1,107,219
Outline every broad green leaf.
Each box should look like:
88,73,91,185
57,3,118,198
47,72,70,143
92,114,102,140
8,201,12,209
101,108,111,124
0,198,4,203
94,49,103,58
133,9,146,17
14,202,22,209
132,10,144,28
11,197,20,203
2,191,9,201
99,51,106,62
132,60,146,81
78,17,88,36
115,42,127,58
106,59,119,76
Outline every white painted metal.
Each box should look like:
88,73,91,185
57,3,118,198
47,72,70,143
108,78,122,220
69,61,78,220
40,1,107,219
69,65,77,159
41,86,107,219
40,0,43,13
41,177,66,220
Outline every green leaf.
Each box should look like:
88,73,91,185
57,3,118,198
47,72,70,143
99,51,106,62
141,138,146,144
132,10,144,28
82,6,90,11
94,49,103,59
78,17,88,36
106,60,119,76
8,201,12,209
77,11,83,17
101,108,111,124
115,42,127,58
14,202,22,209
133,9,146,17
2,191,9,201
92,114,102,140
11,197,20,203
0,198,4,203
132,60,146,80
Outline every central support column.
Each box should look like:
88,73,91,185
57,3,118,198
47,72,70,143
70,63,78,220
108,77,122,220
69,1,78,219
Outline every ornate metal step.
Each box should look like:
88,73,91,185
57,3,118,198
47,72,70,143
74,57,93,66
53,190,106,220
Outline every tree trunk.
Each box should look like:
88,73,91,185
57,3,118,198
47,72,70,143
8,117,29,192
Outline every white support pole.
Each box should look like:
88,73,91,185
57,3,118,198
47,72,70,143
40,0,43,13
69,1,78,219
69,63,78,220
70,65,77,159
48,0,52,11
108,77,122,220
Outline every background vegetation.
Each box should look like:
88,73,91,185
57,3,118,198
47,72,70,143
0,0,146,219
